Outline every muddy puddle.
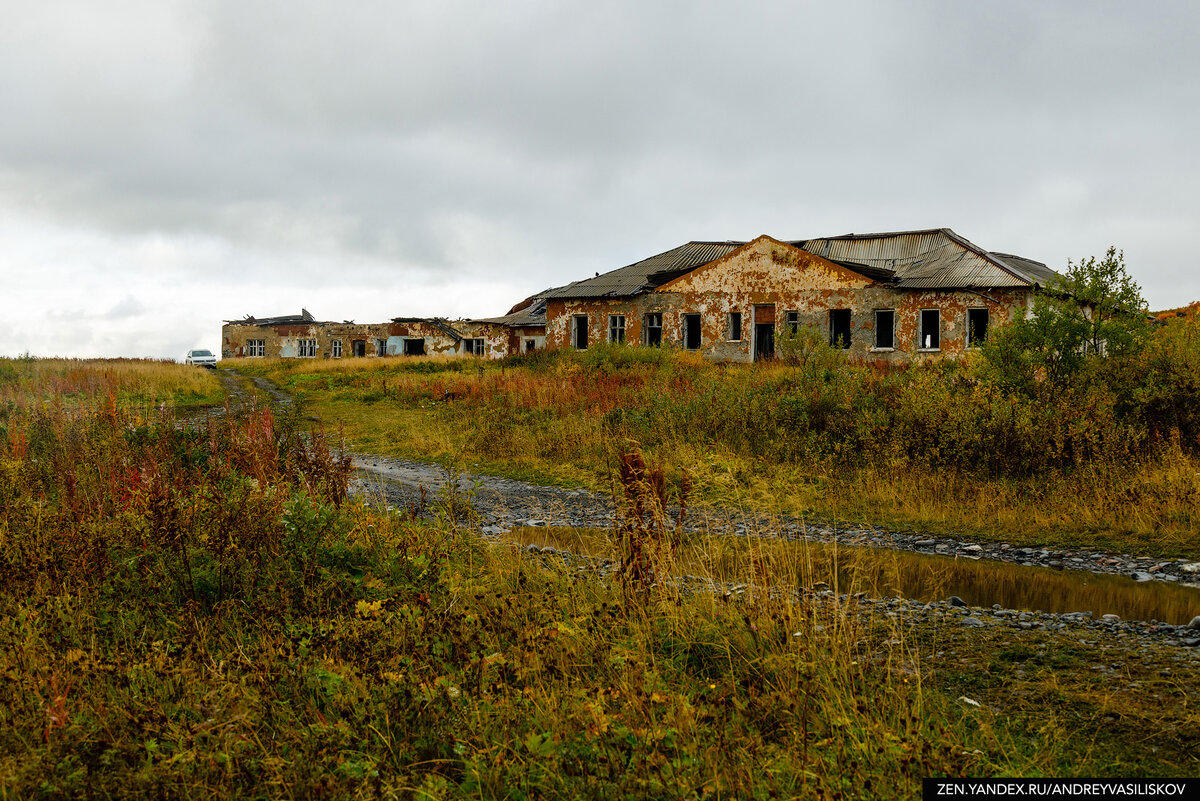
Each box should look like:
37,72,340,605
507,526,1200,625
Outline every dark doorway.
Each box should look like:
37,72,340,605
352,340,366,357
683,314,701,350
753,305,775,361
754,324,775,360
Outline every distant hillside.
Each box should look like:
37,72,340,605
1151,301,1200,323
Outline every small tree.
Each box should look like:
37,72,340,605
980,247,1147,394
775,322,845,374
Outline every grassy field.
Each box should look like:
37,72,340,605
1,358,1197,798
234,318,1200,559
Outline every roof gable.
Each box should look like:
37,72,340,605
656,236,874,294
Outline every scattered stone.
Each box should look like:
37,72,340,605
961,617,986,628
957,696,982,707
1179,562,1200,574
1131,571,1155,582
948,595,968,607
525,519,547,527
963,544,982,552
1188,615,1200,630
915,538,936,547
1102,614,1120,622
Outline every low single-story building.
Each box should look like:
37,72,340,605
220,228,1055,364
542,229,1056,362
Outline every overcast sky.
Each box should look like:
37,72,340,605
1,0,1197,359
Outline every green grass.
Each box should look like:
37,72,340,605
236,338,1200,559
0,358,1197,797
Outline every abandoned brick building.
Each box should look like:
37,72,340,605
221,228,1055,363
543,229,1055,362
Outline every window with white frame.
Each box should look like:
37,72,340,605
785,310,800,334
608,315,626,344
918,309,940,350
247,339,265,357
298,339,317,358
873,310,895,350
728,312,742,341
463,338,485,355
644,313,662,346
331,339,342,358
967,308,989,347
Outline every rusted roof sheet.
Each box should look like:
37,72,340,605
389,317,465,341
543,242,745,299
224,308,317,326
795,229,1054,290
472,297,547,328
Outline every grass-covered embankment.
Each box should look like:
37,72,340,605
8,359,1162,797
237,314,1200,558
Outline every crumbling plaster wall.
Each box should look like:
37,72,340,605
222,322,391,359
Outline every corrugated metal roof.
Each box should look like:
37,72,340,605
542,229,1054,301
795,229,1055,290
542,242,745,299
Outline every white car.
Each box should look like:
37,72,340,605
185,348,217,368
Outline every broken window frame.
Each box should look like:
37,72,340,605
683,313,702,351
643,313,663,346
873,310,895,350
918,309,941,351
331,339,342,358
402,338,426,356
298,339,317,358
608,315,626,344
247,339,265,357
572,315,589,350
375,338,388,357
785,310,800,335
728,312,742,342
966,308,989,348
463,338,485,356
828,309,851,349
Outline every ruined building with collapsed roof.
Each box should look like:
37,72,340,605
222,228,1057,363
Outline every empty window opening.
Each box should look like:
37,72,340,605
967,308,989,347
829,309,851,349
331,339,342,358
785,311,800,334
572,315,589,349
644,313,663,346
352,340,366,357
919,310,940,350
403,338,426,356
298,339,317,358
683,313,702,350
728,312,742,341
247,339,265,357
375,338,388,356
463,338,484,356
524,339,537,352
874,310,895,350
608,315,626,344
